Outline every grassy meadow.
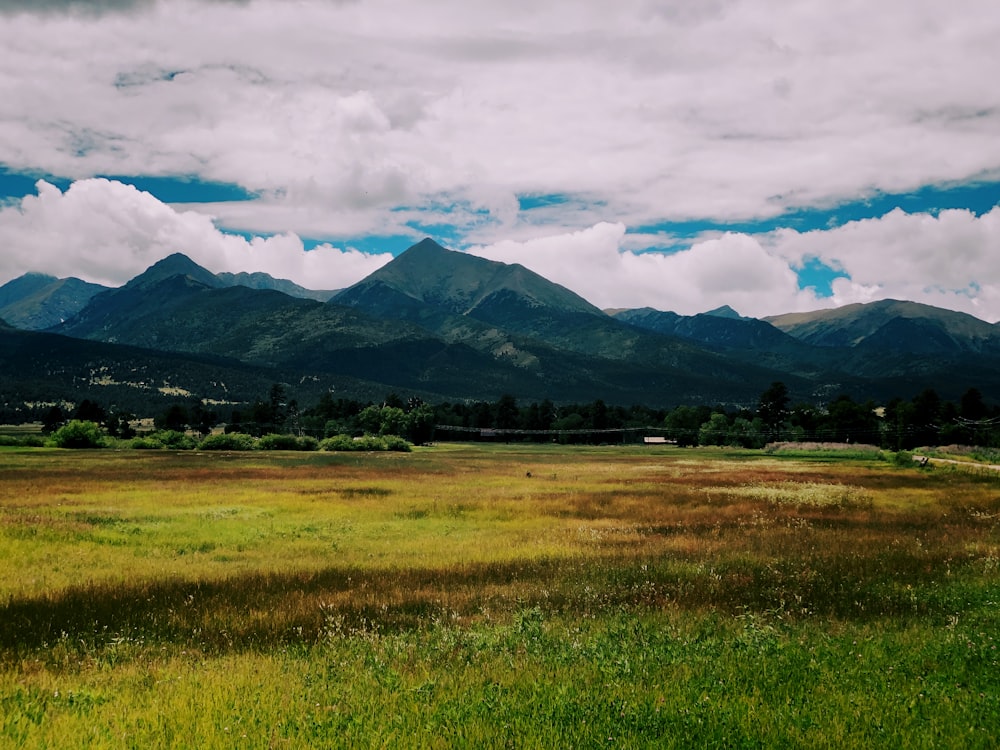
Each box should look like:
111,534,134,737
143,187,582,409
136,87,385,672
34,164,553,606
1,443,998,748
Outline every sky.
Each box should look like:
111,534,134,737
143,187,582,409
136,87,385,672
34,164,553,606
0,0,999,320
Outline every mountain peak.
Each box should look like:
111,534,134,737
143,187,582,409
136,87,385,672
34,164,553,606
404,238,449,256
703,305,745,320
335,237,604,326
125,253,222,290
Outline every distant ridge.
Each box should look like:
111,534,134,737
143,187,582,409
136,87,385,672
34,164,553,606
766,299,1000,354
4,241,1000,412
215,271,338,302
0,272,108,330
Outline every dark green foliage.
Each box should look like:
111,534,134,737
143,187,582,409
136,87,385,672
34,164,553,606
158,431,198,450
257,433,319,451
49,420,106,449
0,434,44,447
319,434,411,452
129,436,165,450
73,399,106,424
757,381,790,439
40,405,65,434
198,432,257,451
892,450,915,467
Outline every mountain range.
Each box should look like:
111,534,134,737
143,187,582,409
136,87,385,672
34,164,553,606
1,238,999,418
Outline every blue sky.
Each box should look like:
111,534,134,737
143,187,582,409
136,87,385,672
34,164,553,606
1,1,999,319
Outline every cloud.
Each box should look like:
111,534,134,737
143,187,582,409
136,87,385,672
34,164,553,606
0,179,391,288
764,207,1000,321
468,222,820,317
2,179,999,325
0,0,998,321
0,0,247,16
469,207,1000,322
0,0,998,241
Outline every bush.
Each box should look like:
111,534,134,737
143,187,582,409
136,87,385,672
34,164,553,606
49,420,106,449
892,450,915,467
158,430,198,450
380,435,412,452
130,435,165,450
319,434,365,451
258,433,319,451
0,435,43,447
319,434,411,452
198,432,257,451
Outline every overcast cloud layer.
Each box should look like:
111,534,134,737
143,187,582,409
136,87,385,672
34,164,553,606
0,0,998,319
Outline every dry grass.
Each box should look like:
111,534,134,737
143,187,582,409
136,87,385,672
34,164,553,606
1,444,999,747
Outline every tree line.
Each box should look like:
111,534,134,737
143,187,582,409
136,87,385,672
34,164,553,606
25,382,1000,450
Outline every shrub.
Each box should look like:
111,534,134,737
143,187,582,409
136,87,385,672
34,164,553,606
157,430,198,450
258,433,319,451
130,435,164,450
892,450,915,467
380,434,412,452
320,434,365,452
197,432,257,451
48,420,106,449
319,434,411,452
0,434,46,447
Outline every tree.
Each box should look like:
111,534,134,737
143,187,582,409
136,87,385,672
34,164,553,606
495,394,520,431
664,405,706,447
960,387,987,420
699,412,731,446
50,420,105,449
824,395,879,444
757,381,790,441
156,404,190,432
74,399,106,424
910,388,942,447
268,383,288,432
41,405,65,434
105,411,136,439
405,403,436,445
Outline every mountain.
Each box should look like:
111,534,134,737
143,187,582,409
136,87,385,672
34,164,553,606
48,252,592,404
14,241,1000,416
333,240,793,400
215,271,338,302
126,252,225,291
610,306,801,353
0,323,339,418
766,300,1000,355
47,243,786,406
334,238,602,322
0,273,109,330
704,305,747,320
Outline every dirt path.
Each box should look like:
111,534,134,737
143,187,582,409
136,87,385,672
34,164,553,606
913,455,1000,473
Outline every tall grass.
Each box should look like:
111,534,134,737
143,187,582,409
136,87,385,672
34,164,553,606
1,445,998,747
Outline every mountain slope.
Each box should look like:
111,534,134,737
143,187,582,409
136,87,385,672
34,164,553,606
766,299,1000,354
333,239,805,401
611,307,802,352
334,238,602,321
334,240,722,364
31,244,1000,411
0,324,324,417
0,273,109,330
215,271,338,302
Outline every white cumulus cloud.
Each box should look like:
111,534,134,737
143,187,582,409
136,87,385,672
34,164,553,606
468,222,821,317
0,179,391,289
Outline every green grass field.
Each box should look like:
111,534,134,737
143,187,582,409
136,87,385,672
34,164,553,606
1,444,998,748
